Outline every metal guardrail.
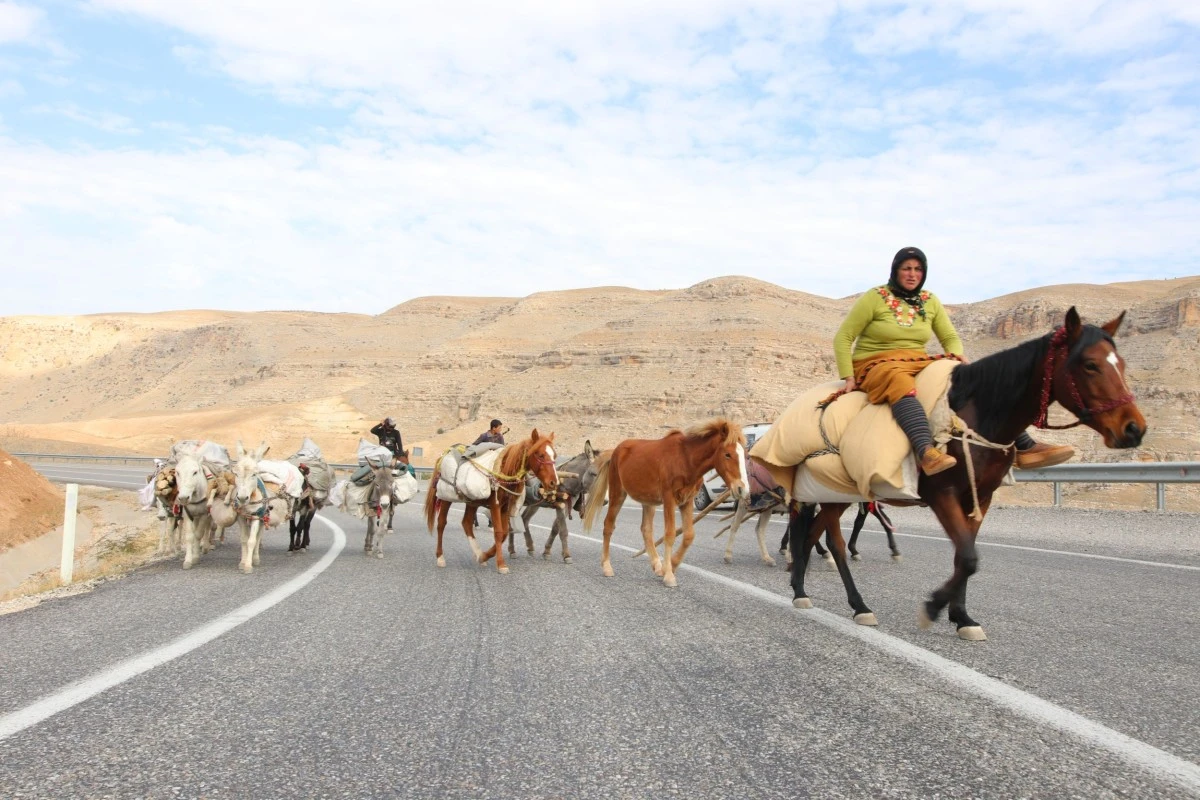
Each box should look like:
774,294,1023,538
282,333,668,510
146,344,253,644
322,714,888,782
13,453,1199,511
11,452,435,481
1012,461,1200,511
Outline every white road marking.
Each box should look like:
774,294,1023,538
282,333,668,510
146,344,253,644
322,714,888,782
0,516,346,742
543,524,1200,795
759,517,1199,572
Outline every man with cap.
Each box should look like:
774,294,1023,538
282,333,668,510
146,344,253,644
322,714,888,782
370,417,404,458
473,419,506,446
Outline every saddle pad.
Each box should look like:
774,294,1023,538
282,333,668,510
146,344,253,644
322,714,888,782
341,480,374,518
751,359,958,502
393,472,419,504
258,460,305,498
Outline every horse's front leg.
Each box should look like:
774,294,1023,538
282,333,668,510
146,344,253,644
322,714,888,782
490,497,510,574
920,494,986,641
638,505,662,578
788,504,819,607
670,501,697,572
660,503,683,588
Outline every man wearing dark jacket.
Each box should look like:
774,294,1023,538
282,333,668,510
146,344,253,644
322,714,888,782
472,419,506,446
371,417,404,458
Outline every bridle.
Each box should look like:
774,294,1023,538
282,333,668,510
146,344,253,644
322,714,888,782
1034,326,1136,430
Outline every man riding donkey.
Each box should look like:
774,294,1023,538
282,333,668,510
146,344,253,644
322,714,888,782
835,246,1074,474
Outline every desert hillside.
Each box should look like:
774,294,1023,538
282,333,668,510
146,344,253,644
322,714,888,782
1,276,1198,469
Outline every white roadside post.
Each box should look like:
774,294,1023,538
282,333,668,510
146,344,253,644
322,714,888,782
61,483,79,585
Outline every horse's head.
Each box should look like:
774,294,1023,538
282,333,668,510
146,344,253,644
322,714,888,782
1052,308,1146,448
234,440,270,503
524,429,559,492
691,418,749,501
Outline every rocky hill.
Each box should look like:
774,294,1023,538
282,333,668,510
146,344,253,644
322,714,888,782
1,276,1197,474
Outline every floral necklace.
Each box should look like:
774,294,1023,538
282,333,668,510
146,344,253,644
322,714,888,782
877,286,930,327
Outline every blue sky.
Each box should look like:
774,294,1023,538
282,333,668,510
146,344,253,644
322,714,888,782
1,1,1198,315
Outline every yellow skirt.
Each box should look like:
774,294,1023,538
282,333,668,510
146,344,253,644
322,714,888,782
853,350,958,405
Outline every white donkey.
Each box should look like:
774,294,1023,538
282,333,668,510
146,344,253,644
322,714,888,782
174,454,217,569
229,441,292,574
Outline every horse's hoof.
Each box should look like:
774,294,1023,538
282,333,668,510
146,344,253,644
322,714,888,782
823,554,835,566
957,626,987,642
917,605,934,630
602,564,615,578
792,597,813,609
723,555,733,564
436,556,446,568
851,553,862,561
663,575,677,588
563,556,572,565
891,554,903,563
498,566,509,575
854,612,878,626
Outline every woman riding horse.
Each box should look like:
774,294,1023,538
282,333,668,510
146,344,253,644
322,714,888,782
835,246,1075,473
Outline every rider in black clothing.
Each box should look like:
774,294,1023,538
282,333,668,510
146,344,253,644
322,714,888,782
371,417,404,458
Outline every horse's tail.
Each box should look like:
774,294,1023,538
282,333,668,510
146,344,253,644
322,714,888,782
423,466,440,533
581,458,612,533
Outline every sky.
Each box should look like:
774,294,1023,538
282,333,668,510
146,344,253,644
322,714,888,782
1,1,1198,316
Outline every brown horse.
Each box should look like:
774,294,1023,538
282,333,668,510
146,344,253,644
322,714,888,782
423,429,559,574
582,418,750,588
784,308,1146,640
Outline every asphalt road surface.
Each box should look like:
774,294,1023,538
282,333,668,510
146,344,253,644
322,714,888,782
1,462,1198,798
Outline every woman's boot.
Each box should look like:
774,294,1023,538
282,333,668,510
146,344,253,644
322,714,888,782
891,395,957,475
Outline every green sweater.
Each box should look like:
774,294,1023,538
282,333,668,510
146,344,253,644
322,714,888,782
834,286,964,378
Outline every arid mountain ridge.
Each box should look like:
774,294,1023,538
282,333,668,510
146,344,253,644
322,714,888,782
2,275,1198,468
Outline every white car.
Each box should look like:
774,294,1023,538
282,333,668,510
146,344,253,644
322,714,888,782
694,423,772,512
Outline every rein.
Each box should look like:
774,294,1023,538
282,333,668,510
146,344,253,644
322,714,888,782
1034,326,1135,430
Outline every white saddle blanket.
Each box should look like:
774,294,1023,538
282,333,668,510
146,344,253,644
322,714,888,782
258,460,305,498
435,447,502,503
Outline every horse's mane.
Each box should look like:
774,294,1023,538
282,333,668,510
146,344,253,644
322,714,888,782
948,325,1114,439
498,434,543,481
681,417,746,447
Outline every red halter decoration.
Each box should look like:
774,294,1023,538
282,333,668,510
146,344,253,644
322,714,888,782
1034,326,1136,430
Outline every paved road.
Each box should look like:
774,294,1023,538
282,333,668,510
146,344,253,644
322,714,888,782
1,463,1197,798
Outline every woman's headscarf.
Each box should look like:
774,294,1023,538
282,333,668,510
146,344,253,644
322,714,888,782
888,246,927,299
888,246,929,319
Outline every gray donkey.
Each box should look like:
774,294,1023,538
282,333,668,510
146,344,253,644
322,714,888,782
507,440,603,564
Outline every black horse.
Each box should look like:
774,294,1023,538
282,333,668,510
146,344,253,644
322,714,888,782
786,308,1145,641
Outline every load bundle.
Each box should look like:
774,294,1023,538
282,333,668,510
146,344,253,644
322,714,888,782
434,444,503,503
750,359,958,503
287,437,336,494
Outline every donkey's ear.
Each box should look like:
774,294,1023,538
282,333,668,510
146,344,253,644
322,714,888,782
584,440,594,459
236,440,246,459
1101,310,1127,336
255,441,270,460
1064,307,1083,344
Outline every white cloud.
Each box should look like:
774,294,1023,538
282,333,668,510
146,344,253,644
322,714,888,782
0,2,39,45
0,1,1195,315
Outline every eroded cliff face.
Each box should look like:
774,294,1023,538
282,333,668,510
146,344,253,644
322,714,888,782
1,276,1197,470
